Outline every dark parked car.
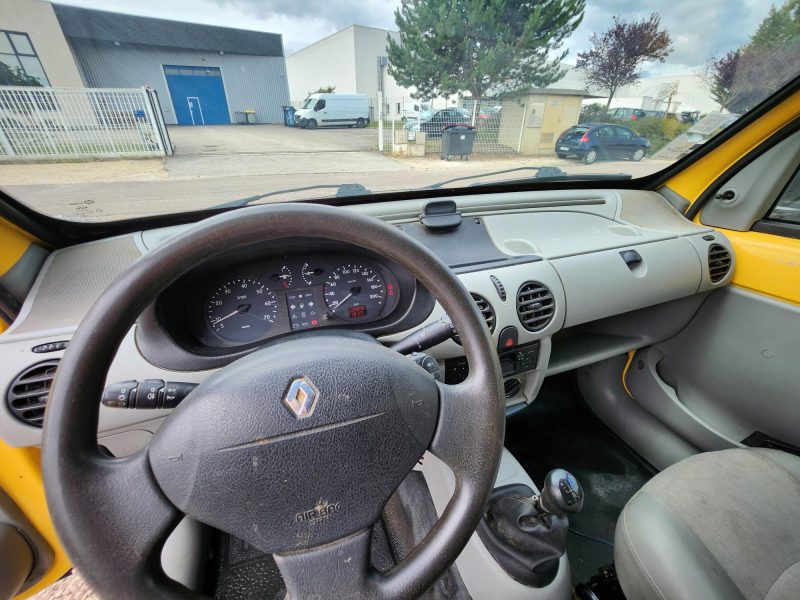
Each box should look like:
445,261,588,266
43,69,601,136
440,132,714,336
555,123,651,164
404,108,471,138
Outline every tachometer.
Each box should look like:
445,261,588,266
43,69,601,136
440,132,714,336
323,264,386,321
207,278,278,342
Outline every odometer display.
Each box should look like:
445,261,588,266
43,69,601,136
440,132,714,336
323,264,386,321
207,278,278,342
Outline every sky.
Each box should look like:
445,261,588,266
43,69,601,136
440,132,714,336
58,0,778,74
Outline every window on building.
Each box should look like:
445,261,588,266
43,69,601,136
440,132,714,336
0,31,49,86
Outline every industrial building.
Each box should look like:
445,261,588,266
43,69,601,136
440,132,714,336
287,25,416,107
0,0,291,125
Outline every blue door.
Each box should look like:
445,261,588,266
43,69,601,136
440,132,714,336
164,65,230,125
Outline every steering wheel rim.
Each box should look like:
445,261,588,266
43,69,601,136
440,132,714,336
42,203,505,599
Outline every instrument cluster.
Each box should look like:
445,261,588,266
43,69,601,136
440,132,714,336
193,255,401,347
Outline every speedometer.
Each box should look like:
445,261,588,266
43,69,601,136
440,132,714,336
207,278,278,342
323,264,386,321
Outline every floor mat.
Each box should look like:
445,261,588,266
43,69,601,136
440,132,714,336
504,372,655,585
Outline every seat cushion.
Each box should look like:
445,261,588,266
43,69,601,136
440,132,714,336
615,448,800,600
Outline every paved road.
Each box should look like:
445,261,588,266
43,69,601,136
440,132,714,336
1,125,672,222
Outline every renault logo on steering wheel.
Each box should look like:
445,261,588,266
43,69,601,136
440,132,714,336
283,377,320,419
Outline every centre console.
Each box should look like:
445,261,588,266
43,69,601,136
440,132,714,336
419,449,573,600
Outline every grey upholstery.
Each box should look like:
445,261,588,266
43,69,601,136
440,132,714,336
615,448,800,600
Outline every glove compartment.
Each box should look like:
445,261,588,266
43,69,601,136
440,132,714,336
551,238,702,328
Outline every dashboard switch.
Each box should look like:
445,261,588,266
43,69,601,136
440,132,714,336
411,352,442,381
162,382,198,408
497,326,519,350
136,379,164,410
102,380,138,408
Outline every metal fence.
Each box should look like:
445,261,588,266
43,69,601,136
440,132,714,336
0,86,173,160
376,96,526,157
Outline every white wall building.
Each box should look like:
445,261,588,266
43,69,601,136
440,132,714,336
286,25,421,109
609,73,718,114
557,64,719,114
0,0,84,87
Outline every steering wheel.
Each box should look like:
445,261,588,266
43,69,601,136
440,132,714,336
42,204,505,599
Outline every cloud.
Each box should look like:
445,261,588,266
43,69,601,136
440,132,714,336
57,0,775,65
562,0,774,73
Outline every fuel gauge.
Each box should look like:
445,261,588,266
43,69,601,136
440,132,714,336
301,262,327,286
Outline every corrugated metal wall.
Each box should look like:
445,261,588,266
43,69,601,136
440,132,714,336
69,39,290,124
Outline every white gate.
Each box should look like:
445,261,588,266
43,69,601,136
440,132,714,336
0,86,173,160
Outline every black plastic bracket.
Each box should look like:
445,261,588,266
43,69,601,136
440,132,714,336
420,200,462,230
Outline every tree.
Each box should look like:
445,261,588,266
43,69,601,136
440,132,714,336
0,63,42,86
705,50,741,111
657,81,680,116
750,0,800,49
703,0,800,114
387,0,585,114
575,13,673,109
305,85,336,100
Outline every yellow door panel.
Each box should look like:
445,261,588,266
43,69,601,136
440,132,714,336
665,90,800,205
0,216,37,276
716,228,800,306
0,215,41,331
0,441,71,598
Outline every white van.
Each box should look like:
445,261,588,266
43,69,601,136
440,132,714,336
294,93,370,129
399,101,431,121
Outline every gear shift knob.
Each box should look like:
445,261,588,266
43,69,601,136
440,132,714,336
539,469,584,516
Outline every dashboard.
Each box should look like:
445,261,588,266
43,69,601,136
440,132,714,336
0,188,735,450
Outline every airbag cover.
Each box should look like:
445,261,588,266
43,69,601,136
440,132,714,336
149,334,438,553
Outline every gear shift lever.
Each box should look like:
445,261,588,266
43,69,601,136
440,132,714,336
477,469,583,588
539,468,584,516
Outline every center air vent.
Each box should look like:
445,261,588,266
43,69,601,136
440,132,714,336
7,360,59,428
454,293,496,344
517,282,555,332
708,244,732,283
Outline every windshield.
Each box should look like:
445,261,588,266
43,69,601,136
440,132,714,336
1,0,799,222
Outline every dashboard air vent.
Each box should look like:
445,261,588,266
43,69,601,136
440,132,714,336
708,244,731,283
453,293,496,344
7,360,59,428
517,282,555,332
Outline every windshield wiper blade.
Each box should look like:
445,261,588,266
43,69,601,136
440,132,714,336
469,172,634,187
424,167,565,190
210,183,371,210
424,166,632,190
